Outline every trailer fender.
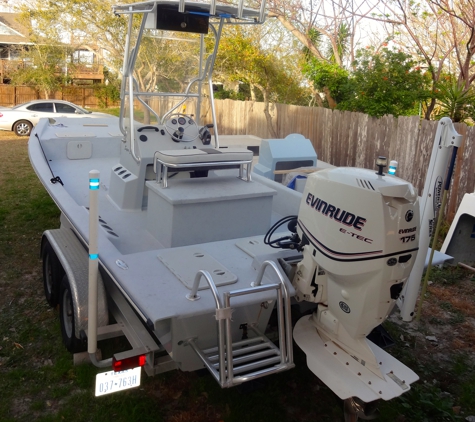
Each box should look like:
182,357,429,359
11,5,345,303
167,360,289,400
42,229,109,338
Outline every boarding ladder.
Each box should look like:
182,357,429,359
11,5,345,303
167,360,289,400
186,260,294,388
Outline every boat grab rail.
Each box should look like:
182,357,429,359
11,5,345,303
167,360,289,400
186,270,227,383
249,260,293,366
131,78,161,124
185,260,293,388
153,152,252,188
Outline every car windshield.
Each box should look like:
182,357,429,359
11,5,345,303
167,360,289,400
73,105,92,114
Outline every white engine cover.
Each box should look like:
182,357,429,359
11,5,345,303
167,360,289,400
296,167,419,344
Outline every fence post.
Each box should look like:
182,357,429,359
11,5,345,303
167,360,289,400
447,123,466,220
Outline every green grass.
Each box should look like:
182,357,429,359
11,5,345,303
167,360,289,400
90,106,158,124
90,106,120,117
376,321,461,421
429,265,469,286
1,132,475,421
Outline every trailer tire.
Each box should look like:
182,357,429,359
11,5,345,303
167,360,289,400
60,274,86,353
42,242,64,307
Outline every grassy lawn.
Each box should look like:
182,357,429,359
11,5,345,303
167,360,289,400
92,106,158,124
1,129,475,421
90,107,120,117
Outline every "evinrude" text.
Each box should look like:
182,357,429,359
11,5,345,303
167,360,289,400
305,193,367,231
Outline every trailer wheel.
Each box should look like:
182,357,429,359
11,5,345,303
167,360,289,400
60,274,86,353
42,242,64,307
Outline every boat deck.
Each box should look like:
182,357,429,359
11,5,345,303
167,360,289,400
29,118,302,327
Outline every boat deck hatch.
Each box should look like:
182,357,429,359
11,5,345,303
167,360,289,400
157,248,237,290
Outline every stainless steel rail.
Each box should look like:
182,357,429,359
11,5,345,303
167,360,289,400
186,270,227,383
153,153,252,188
251,260,294,365
186,260,294,388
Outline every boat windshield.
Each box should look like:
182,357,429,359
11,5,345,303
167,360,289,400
122,28,212,128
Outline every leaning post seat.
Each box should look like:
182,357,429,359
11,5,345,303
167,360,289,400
153,147,253,187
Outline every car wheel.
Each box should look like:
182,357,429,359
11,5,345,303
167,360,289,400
59,274,86,353
13,120,32,136
42,241,64,307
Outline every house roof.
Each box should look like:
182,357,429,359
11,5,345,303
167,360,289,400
0,13,31,45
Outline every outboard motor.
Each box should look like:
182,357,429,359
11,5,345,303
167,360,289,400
292,163,420,403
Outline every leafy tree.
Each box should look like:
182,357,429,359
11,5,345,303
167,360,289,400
266,0,372,67
11,5,77,97
338,48,430,118
352,0,475,119
213,84,251,101
300,21,353,108
17,0,201,120
18,0,130,76
94,68,121,108
325,23,351,65
301,23,350,106
215,27,308,103
9,45,76,98
434,77,475,123
239,0,378,108
213,26,310,136
302,59,348,108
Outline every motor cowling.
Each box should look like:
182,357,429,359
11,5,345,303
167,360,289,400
294,167,420,341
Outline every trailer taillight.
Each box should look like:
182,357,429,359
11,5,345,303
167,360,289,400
112,354,146,372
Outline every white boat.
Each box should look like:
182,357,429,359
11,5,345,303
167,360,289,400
29,0,421,418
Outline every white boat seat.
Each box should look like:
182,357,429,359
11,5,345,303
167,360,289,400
153,147,253,188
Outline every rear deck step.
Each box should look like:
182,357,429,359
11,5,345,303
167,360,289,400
186,260,294,387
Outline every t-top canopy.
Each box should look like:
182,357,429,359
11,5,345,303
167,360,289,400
113,0,267,24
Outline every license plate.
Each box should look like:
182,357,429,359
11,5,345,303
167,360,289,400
95,366,141,397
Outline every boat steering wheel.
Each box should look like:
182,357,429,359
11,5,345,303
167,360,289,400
164,113,200,142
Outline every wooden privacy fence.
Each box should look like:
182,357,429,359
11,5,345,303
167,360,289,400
0,87,472,219
0,85,119,108
209,100,475,221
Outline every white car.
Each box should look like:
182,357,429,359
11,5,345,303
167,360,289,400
0,100,115,136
